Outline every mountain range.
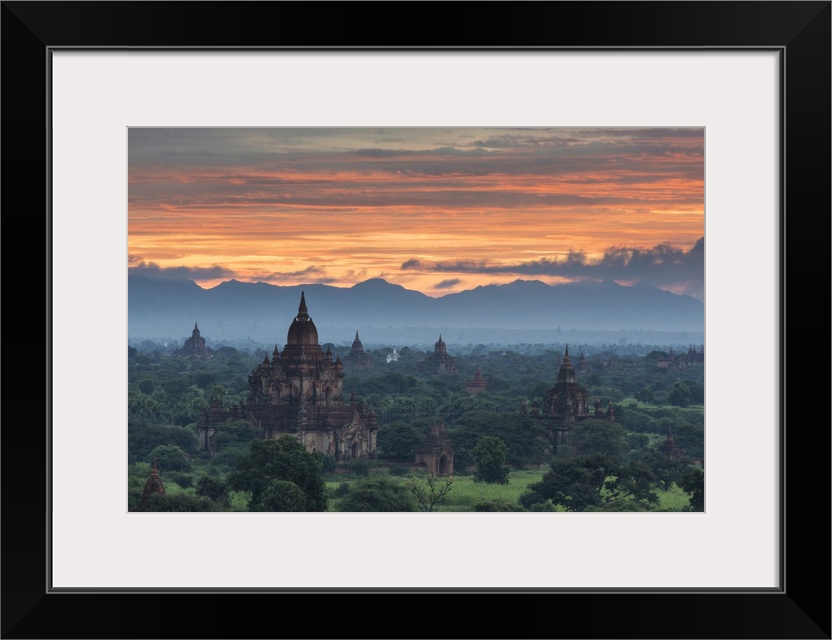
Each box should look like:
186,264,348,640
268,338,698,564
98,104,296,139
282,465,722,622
128,275,704,346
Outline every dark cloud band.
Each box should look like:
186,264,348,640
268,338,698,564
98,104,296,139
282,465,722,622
402,237,704,299
129,261,235,280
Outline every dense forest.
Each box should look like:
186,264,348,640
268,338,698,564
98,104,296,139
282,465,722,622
128,340,705,513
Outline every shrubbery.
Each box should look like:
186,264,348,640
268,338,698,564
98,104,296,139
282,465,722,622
336,476,416,512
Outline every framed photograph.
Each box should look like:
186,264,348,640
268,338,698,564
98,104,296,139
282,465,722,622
125,124,707,512
4,2,829,638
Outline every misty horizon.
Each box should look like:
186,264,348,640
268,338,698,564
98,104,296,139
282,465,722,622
128,275,704,348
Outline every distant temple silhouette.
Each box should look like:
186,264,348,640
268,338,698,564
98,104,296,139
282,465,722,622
463,368,490,395
656,345,705,370
173,322,213,360
343,331,372,368
416,335,457,374
659,428,685,460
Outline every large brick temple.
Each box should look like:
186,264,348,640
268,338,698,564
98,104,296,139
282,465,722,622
200,292,378,461
542,345,616,448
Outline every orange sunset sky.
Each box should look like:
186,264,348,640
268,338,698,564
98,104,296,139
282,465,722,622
128,128,704,300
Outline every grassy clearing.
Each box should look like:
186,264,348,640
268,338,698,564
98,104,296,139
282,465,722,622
656,483,690,511
164,470,689,512
436,471,543,511
326,470,544,512
326,469,690,512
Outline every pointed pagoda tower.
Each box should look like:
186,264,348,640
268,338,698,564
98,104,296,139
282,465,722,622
173,321,213,360
135,461,166,512
658,428,685,460
464,368,489,395
417,334,457,374
543,346,590,447
344,330,373,368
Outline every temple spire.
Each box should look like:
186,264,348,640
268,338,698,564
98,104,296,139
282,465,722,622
297,291,309,320
556,344,577,383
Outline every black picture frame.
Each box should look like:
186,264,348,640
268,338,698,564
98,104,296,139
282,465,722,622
3,2,829,638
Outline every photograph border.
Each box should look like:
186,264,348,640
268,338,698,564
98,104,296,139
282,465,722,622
3,2,829,638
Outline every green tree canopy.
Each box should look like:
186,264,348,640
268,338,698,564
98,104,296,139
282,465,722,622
568,419,628,460
128,422,199,462
682,380,704,405
195,475,229,507
474,499,525,512
472,436,511,484
634,387,655,404
638,448,690,490
669,423,704,460
227,437,327,511
439,393,496,426
451,411,549,468
520,455,660,512
148,444,192,472
346,458,371,477
667,381,691,407
171,386,210,426
606,460,659,507
520,454,616,512
256,480,309,512
336,475,417,512
679,465,704,511
210,419,263,453
128,391,170,424
127,464,151,511
147,493,218,512
315,452,337,474
377,420,432,458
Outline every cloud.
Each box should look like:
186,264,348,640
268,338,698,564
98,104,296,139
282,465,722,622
129,127,704,213
129,261,235,281
344,269,368,282
576,127,704,140
263,266,327,278
401,238,705,298
433,278,462,289
129,252,185,262
471,134,578,149
352,148,418,158
257,266,337,284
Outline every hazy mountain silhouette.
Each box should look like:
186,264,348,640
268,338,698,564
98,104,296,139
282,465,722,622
129,275,703,344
